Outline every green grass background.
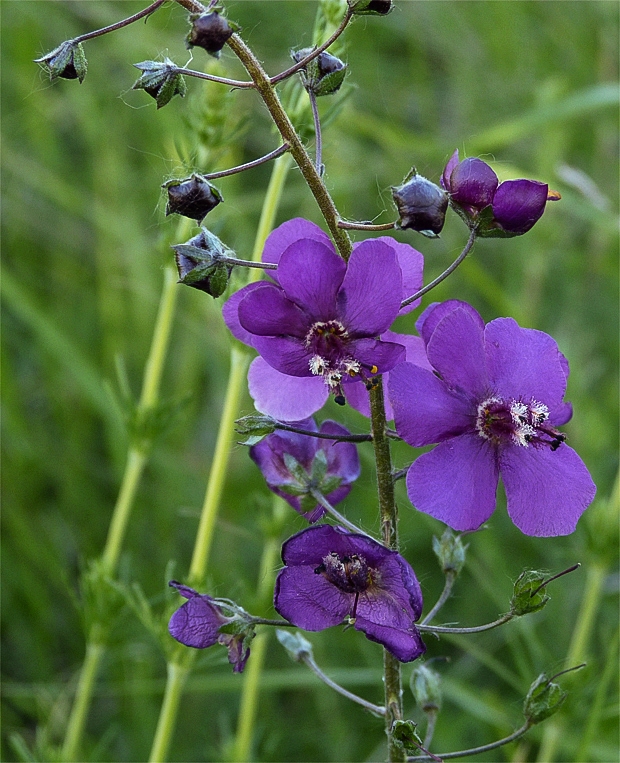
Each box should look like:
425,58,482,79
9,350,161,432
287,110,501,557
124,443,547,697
2,1,618,761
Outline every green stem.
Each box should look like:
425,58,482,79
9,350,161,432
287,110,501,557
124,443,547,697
149,660,192,763
231,496,288,761
188,346,251,581
150,144,292,763
61,264,179,761
368,379,404,763
61,639,106,761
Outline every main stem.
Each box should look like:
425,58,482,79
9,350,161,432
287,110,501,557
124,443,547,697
369,380,405,763
226,34,352,261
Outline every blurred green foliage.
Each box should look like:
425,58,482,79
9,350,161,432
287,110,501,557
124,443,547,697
2,1,618,761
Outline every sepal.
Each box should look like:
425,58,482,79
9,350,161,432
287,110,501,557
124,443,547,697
523,672,568,724
164,175,223,223
133,59,187,108
410,662,442,712
432,528,467,576
348,0,393,15
276,629,313,661
186,11,237,57
35,40,88,83
510,570,550,616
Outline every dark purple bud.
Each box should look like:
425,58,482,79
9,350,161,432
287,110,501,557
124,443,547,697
392,171,449,237
133,59,187,109
447,157,498,211
490,179,550,235
348,0,393,15
186,11,235,58
291,48,347,97
35,40,88,83
164,174,222,223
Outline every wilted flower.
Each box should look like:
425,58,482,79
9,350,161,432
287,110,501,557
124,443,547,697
388,300,596,536
223,218,424,421
250,418,360,522
274,525,426,662
441,149,560,237
168,582,252,672
164,174,222,223
392,170,449,236
186,11,235,57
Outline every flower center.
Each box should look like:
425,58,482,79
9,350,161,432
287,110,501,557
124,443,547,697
476,396,565,449
314,552,375,594
305,320,378,403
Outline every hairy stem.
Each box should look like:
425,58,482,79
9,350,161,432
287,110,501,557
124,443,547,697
421,570,457,626
301,653,385,717
401,227,477,308
418,612,514,635
273,421,372,442
226,34,352,261
202,144,290,180
369,379,404,762
170,66,254,89
310,489,375,537
72,0,165,44
407,722,532,761
338,220,395,231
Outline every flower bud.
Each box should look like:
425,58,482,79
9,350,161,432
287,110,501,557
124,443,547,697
410,663,442,712
292,48,347,97
432,528,467,576
348,0,393,15
164,174,222,223
393,170,449,237
510,569,550,616
276,629,313,662
35,40,88,83
186,11,236,58
171,227,230,297
133,59,186,109
235,414,277,445
523,672,568,725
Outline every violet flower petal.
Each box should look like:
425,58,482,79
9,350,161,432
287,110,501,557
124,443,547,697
222,282,271,346
337,239,403,336
485,318,568,421
347,338,406,378
416,299,485,348
492,179,548,234
358,237,424,315
277,239,347,322
406,434,499,531
169,595,225,649
319,420,362,483
346,332,431,420
262,218,332,271
355,617,426,662
426,306,489,399
441,149,460,190
238,283,309,338
274,565,352,629
247,358,329,421
389,362,474,447
448,157,498,208
500,442,596,536
251,335,314,377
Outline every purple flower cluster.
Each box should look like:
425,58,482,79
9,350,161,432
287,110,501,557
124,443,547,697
442,150,560,237
274,525,426,662
389,301,596,536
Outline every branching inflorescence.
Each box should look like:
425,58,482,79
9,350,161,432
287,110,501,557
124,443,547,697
35,0,596,761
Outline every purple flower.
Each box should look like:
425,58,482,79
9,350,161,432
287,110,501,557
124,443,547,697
250,418,360,522
168,582,252,672
223,219,424,420
388,301,596,537
441,149,560,237
274,525,426,662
